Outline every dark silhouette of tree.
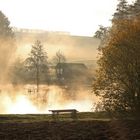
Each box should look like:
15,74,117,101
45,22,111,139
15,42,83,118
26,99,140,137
53,50,66,65
113,0,128,21
25,40,48,92
130,0,140,17
0,11,14,38
94,25,110,49
0,11,15,82
10,58,26,85
53,50,66,83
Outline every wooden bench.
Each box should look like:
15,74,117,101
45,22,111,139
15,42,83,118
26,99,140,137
49,109,78,120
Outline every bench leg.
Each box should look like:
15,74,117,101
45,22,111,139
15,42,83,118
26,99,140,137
71,111,77,120
52,112,59,120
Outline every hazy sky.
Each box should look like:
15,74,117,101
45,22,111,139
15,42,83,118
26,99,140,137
0,0,135,36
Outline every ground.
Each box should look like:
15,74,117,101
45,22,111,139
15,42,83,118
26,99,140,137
0,113,139,140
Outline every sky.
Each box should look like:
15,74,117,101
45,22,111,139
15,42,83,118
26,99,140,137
0,0,135,36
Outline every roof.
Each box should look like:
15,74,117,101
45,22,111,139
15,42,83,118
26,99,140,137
56,63,87,70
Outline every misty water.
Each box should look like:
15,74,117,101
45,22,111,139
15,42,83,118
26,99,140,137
0,84,97,114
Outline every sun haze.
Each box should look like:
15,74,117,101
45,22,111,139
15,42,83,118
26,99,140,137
0,0,121,36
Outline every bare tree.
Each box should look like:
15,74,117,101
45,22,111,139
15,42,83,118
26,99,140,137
53,50,66,65
53,50,66,83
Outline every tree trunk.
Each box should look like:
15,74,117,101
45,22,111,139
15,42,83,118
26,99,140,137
36,65,39,93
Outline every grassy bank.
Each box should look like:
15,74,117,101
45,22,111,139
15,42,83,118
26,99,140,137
0,112,139,140
0,112,110,123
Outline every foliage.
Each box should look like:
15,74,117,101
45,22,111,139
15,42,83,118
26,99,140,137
0,11,15,82
113,0,128,21
25,40,48,92
0,11,14,38
94,25,110,49
9,58,26,85
93,1,140,118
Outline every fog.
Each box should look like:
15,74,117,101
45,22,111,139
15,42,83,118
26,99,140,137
0,30,99,114
15,30,100,61
0,38,16,83
0,85,98,114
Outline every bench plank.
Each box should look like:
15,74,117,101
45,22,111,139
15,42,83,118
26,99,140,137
49,109,78,120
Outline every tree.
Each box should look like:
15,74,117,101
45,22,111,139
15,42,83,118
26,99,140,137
113,0,140,20
113,0,128,20
25,40,48,92
9,58,26,85
53,50,66,65
9,57,33,85
0,11,14,38
0,11,15,82
53,50,66,83
94,25,110,49
93,1,140,118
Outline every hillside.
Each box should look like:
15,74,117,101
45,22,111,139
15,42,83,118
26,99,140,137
14,29,100,61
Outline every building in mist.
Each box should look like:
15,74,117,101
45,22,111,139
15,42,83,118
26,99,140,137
55,63,90,85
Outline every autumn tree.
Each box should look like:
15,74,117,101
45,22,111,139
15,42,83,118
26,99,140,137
130,0,140,17
94,25,110,49
93,1,140,118
25,40,48,92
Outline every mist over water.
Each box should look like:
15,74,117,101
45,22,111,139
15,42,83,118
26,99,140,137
0,85,97,114
0,30,99,114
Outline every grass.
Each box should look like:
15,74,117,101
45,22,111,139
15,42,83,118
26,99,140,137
0,112,110,123
0,114,51,123
0,112,139,140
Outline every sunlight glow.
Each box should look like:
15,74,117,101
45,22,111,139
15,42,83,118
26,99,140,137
0,0,120,36
0,85,97,114
8,95,38,114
